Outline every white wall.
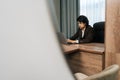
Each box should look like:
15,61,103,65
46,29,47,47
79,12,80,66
0,0,74,80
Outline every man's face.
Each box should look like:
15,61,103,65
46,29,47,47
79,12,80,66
77,22,86,30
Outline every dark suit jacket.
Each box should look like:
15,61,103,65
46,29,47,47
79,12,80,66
70,25,94,43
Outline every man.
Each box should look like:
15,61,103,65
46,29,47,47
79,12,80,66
67,15,94,44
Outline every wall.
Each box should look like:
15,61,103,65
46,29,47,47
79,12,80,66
105,0,120,79
0,0,74,80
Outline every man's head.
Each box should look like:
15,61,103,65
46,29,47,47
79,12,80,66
77,15,89,30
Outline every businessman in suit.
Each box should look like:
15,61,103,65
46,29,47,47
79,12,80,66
67,15,94,44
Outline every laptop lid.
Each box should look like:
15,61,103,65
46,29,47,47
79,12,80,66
57,32,67,44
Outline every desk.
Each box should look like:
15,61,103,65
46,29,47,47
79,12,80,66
62,43,105,75
62,44,79,54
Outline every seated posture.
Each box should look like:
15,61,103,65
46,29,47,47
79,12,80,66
67,15,94,44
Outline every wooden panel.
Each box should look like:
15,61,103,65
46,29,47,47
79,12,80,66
116,54,120,65
66,52,80,73
116,54,120,80
79,52,103,75
62,44,79,54
105,0,120,79
63,43,104,54
67,51,103,75
79,44,104,54
105,0,120,66
63,43,105,75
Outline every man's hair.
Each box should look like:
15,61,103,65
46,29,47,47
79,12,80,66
77,15,89,26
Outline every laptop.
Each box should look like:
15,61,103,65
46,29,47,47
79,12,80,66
57,32,72,44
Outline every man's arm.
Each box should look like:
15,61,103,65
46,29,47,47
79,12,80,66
70,29,79,40
67,29,80,44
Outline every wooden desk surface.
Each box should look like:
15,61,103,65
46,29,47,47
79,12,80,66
62,43,104,54
62,44,79,54
62,43,105,75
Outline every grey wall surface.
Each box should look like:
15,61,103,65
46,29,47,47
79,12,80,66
0,0,74,80
53,0,60,31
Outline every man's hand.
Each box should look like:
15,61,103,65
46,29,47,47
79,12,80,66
67,39,77,44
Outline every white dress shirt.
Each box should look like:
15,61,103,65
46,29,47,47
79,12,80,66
82,28,86,38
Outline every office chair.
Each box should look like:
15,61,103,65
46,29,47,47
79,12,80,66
93,22,105,43
74,64,119,80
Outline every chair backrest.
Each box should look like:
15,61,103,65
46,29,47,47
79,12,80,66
93,22,105,43
83,64,120,80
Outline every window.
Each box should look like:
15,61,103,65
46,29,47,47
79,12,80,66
80,0,105,26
